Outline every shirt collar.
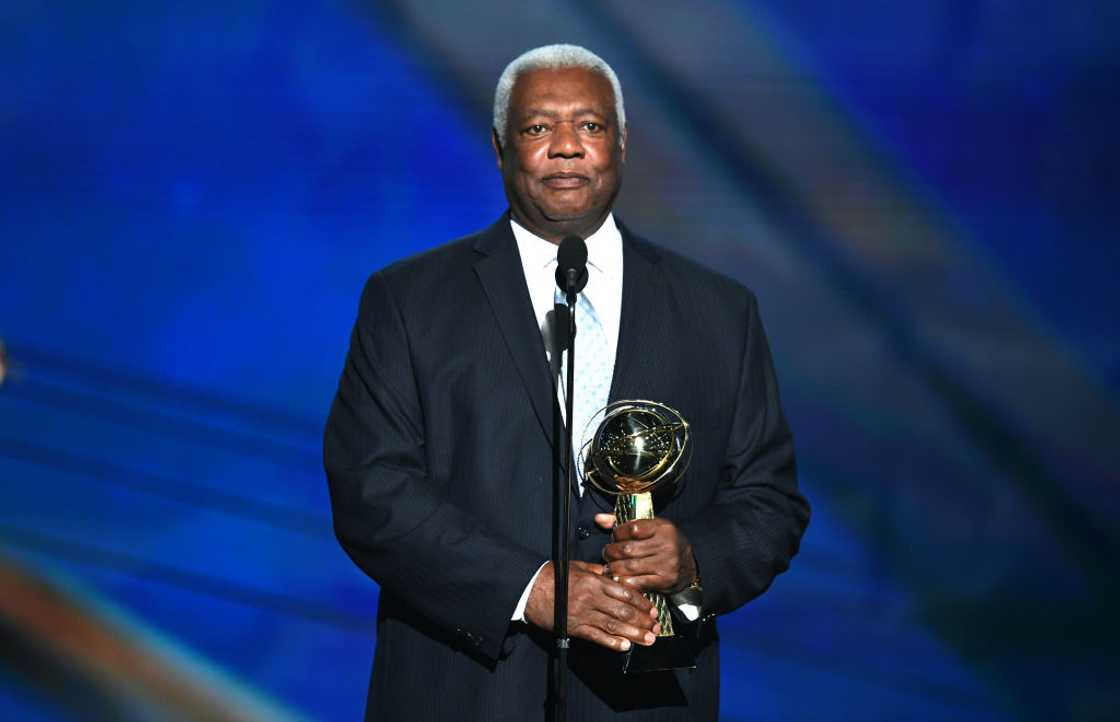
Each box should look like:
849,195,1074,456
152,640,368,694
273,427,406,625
510,212,623,281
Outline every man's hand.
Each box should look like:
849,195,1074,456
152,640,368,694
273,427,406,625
524,561,660,652
595,514,698,594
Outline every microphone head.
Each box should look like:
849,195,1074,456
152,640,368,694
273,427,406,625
556,235,587,273
555,235,589,295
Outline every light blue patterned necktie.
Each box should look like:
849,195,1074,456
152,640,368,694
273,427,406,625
556,287,613,494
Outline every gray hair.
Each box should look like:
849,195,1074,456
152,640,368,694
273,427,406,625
492,44,626,143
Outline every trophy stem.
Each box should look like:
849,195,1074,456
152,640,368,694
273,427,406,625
614,492,674,638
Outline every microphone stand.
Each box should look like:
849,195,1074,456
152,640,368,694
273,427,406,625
549,236,587,722
551,273,578,722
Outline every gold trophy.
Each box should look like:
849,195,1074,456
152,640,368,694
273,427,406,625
578,400,696,673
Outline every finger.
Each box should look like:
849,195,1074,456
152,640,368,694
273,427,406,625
602,538,661,562
585,610,657,646
598,579,655,616
598,611,658,646
612,573,666,593
611,519,660,541
606,552,671,578
593,513,616,530
570,623,633,653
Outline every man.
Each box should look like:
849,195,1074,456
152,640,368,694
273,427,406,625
325,44,809,721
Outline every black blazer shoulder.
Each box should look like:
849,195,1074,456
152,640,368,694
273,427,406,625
375,219,501,283
618,221,761,327
354,217,513,322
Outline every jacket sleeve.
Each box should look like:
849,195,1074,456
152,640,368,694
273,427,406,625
676,293,809,618
324,272,542,662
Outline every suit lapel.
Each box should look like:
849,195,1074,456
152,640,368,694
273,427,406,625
472,216,557,446
610,225,665,404
469,217,666,489
608,228,692,515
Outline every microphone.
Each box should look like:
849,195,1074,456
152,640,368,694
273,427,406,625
547,304,571,354
554,235,588,301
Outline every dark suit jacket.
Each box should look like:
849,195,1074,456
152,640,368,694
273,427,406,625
324,215,809,721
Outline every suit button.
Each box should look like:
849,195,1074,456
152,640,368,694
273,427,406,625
576,523,591,540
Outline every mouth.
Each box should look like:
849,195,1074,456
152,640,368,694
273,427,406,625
542,173,590,190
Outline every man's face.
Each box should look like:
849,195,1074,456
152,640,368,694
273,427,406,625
494,67,625,243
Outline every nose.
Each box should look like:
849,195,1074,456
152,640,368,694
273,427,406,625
548,121,584,159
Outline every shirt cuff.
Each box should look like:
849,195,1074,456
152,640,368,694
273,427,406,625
674,601,701,622
511,561,549,622
669,583,704,622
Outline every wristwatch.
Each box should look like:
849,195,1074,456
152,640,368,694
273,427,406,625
669,573,703,622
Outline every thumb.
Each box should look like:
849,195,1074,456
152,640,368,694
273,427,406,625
594,513,616,530
571,560,607,575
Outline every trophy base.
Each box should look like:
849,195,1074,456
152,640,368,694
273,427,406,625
619,634,696,674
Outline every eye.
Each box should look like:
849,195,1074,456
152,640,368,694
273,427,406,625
523,124,549,136
581,121,605,134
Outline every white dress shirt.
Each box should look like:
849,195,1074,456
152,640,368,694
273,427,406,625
511,212,624,400
508,213,624,622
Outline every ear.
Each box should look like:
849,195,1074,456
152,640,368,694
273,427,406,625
618,125,628,163
491,128,504,170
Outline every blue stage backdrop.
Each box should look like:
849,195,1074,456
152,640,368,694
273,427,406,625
1,2,1116,721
